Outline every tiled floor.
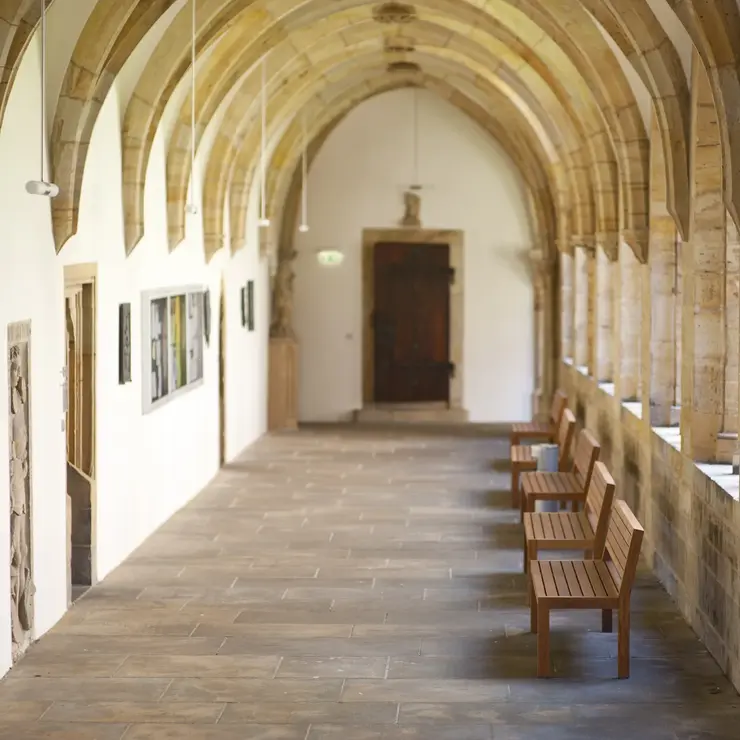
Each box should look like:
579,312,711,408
3,425,740,739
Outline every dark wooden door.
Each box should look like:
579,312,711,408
373,242,451,403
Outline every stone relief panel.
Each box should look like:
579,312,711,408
8,320,34,662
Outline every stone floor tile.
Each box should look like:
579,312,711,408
42,701,225,724
116,654,280,678
276,656,388,678
162,677,344,702
0,724,128,739
123,725,307,739
218,701,399,724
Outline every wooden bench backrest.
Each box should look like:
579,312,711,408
605,500,644,600
584,461,615,557
549,390,568,426
556,409,576,471
572,429,600,491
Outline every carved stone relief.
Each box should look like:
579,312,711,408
8,320,34,662
270,249,297,339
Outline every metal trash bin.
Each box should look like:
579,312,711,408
535,443,559,513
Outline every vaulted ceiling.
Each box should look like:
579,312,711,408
1,0,739,263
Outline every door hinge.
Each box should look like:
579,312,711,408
448,362,456,378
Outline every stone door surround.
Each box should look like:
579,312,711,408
361,228,464,411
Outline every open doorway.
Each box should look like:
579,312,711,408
63,264,97,605
218,280,226,466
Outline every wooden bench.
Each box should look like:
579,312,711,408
523,460,615,573
510,390,568,447
511,408,576,508
529,499,644,678
519,429,600,522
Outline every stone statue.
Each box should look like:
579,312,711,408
7,322,34,662
401,190,421,227
270,249,297,339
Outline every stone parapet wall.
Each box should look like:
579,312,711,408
561,362,740,694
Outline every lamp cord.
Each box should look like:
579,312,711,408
40,0,47,181
260,56,267,220
301,110,307,226
189,0,196,207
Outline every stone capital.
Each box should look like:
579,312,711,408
621,228,649,264
596,231,619,261
570,234,596,253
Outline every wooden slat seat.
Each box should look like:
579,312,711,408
510,409,576,508
519,429,600,521
510,390,567,446
523,462,615,573
529,500,644,678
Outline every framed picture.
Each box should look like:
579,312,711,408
118,303,131,384
203,289,211,346
142,286,205,413
187,292,204,383
240,286,247,327
246,280,255,332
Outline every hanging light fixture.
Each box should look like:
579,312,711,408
298,109,309,233
185,0,198,215
258,55,270,228
26,0,58,197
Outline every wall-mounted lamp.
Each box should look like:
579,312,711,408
316,250,344,266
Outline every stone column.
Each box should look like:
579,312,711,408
268,235,299,431
725,214,740,436
586,245,597,376
681,56,726,461
530,251,546,415
619,240,642,400
595,241,615,381
649,215,677,426
560,250,574,361
573,246,589,369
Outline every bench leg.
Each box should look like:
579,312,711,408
617,605,630,679
601,609,613,633
520,492,530,523
511,465,520,508
536,604,551,678
529,578,537,632
524,541,537,577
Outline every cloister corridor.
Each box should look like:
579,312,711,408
0,426,737,740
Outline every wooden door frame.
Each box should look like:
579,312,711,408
63,263,98,595
219,279,226,466
361,228,464,410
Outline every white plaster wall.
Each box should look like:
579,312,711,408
0,0,267,675
294,89,535,423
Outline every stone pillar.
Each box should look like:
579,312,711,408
586,245,597,376
681,56,725,461
268,250,299,431
725,214,740,435
619,240,642,400
529,249,553,415
595,243,615,381
560,250,574,361
647,110,678,427
574,246,589,369
649,215,677,426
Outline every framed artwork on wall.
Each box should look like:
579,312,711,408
141,286,205,413
240,286,248,327
118,303,132,384
247,280,255,332
187,292,204,382
203,289,211,346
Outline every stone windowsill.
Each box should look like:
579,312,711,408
586,378,740,503
622,400,643,420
